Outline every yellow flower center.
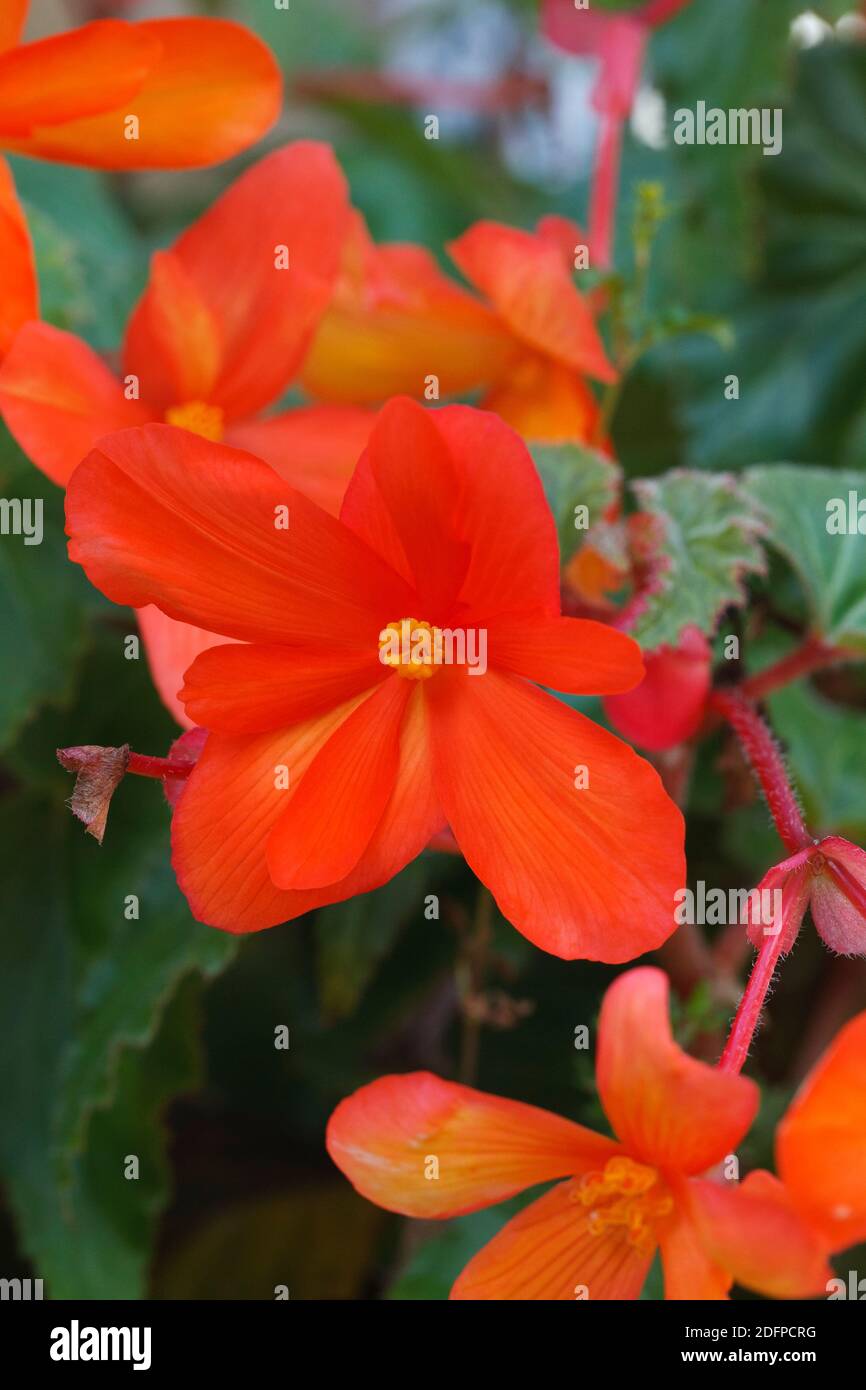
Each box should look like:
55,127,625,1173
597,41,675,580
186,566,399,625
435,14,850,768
378,618,443,681
165,400,224,442
574,1155,673,1257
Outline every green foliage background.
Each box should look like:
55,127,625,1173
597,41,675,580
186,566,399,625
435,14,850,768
2,0,866,1300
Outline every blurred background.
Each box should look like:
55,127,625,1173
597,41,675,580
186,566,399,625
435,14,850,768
2,0,866,1299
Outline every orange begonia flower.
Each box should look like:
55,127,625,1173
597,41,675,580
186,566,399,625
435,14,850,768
777,1009,866,1256
0,142,375,724
65,397,684,957
326,967,830,1300
301,212,613,443
0,7,281,354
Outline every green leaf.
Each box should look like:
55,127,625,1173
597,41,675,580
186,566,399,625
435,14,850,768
315,859,431,1019
154,1187,384,1300
665,41,866,469
744,464,866,654
0,429,95,751
531,443,620,563
630,469,766,649
0,621,237,1297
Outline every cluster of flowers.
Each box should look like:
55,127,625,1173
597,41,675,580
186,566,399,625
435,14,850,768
4,4,864,1300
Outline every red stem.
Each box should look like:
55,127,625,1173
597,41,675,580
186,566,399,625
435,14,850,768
127,752,193,781
589,111,624,269
717,929,785,1073
739,635,842,702
709,690,811,854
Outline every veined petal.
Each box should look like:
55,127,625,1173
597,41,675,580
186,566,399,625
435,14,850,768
181,643,384,735
777,1009,866,1251
3,19,280,169
340,396,469,612
0,321,150,485
428,672,685,961
0,158,36,357
266,677,411,890
65,424,415,646
0,21,157,137
342,401,561,621
226,404,374,518
491,616,644,695
125,144,350,419
686,1172,831,1299
451,1180,652,1300
327,1073,617,1219
597,968,759,1172
172,686,441,931
660,1200,732,1301
137,607,233,730
448,219,616,383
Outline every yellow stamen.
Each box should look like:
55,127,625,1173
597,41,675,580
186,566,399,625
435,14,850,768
574,1155,673,1257
378,618,443,681
165,400,224,442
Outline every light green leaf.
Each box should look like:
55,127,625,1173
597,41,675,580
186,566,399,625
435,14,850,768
630,470,766,649
744,464,866,654
531,443,620,563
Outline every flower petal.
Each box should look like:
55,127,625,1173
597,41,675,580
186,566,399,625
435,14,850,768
660,1199,732,1300
448,220,616,383
266,678,412,890
428,671,685,961
686,1171,831,1299
597,967,759,1172
491,616,644,695
604,626,712,753
0,21,156,137
0,158,36,358
172,686,441,930
327,1073,617,1219
300,213,512,404
137,607,232,730
0,2,28,53
124,143,350,419
3,19,280,169
339,396,470,613
65,423,414,645
777,1008,866,1251
341,401,563,620
451,1179,652,1300
481,353,602,444
180,642,384,735
226,404,374,518
811,835,866,956
0,321,150,485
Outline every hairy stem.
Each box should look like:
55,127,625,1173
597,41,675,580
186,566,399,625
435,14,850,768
709,690,811,854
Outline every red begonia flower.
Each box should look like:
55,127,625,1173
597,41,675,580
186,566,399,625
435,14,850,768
302,211,612,443
65,397,685,957
0,142,375,726
604,626,712,752
0,6,280,352
777,1009,866,1253
326,967,829,1299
